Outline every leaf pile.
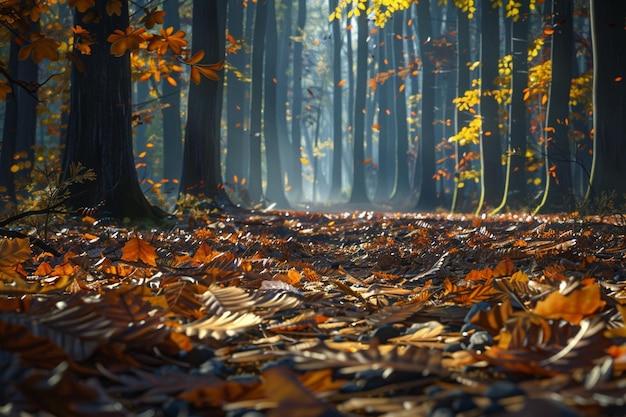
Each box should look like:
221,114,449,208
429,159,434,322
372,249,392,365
2,210,626,416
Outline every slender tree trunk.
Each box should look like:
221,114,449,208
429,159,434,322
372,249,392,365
263,0,289,208
348,9,369,204
507,3,529,210
539,0,574,212
477,0,504,212
414,0,437,210
289,0,306,202
391,11,411,201
225,0,249,189
374,24,394,201
179,0,231,207
451,8,472,213
63,0,161,219
328,0,343,200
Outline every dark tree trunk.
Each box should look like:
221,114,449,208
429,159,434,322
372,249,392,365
391,11,411,201
225,0,250,189
162,0,183,186
541,0,574,212
289,0,306,202
374,24,394,201
247,0,267,204
478,0,504,211
179,0,231,207
263,0,290,209
414,0,437,211
0,14,38,210
588,0,626,206
507,2,529,209
62,0,161,219
328,0,343,200
348,9,369,204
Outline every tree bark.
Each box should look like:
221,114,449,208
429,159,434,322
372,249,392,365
328,0,343,200
348,9,370,204
62,0,161,219
179,0,231,208
540,0,574,212
477,0,504,211
263,0,290,208
414,0,437,210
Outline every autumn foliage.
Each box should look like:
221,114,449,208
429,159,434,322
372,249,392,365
1,210,626,415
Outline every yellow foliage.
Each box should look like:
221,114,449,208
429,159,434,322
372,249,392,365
329,0,412,28
449,115,482,146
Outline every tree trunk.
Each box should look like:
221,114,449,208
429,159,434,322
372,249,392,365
289,0,306,202
391,11,411,201
507,2,529,209
224,0,250,190
328,0,343,200
477,0,504,211
247,0,267,204
179,0,231,208
374,24,395,201
263,0,290,209
587,0,626,207
540,0,574,212
348,9,369,204
414,0,437,211
62,0,161,220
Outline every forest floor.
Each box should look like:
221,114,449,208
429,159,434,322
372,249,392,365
2,208,626,416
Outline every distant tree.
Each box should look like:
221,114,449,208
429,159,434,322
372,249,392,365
62,0,162,219
587,0,626,207
179,0,232,208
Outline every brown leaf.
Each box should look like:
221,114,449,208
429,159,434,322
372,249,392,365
121,234,158,266
533,284,606,325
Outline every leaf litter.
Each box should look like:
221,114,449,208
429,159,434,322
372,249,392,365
1,210,626,416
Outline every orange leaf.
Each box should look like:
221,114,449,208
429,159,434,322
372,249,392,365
192,242,219,264
337,79,346,87
107,26,147,57
106,0,122,16
121,235,158,266
492,257,515,277
33,261,53,276
141,7,166,29
532,284,605,325
186,50,205,65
